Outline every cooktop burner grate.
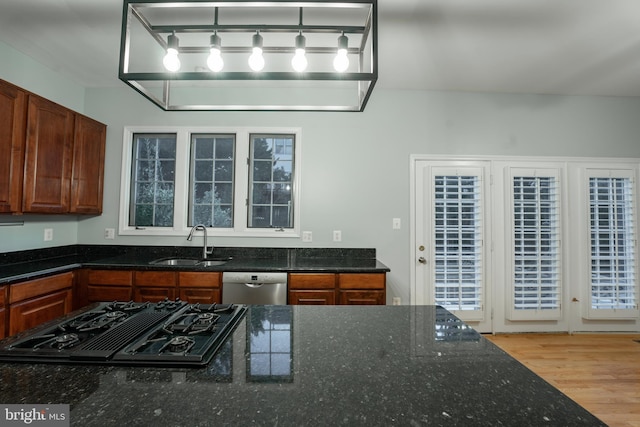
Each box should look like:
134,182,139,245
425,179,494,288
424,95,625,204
74,312,176,361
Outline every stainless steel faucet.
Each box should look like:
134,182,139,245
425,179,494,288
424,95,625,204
186,224,214,259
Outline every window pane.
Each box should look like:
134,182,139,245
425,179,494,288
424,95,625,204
129,134,176,227
589,177,636,310
189,134,235,228
249,134,295,229
433,175,482,311
512,176,560,312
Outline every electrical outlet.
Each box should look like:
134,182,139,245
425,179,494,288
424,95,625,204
333,230,342,242
392,297,401,305
104,228,115,239
302,231,313,242
392,218,401,229
44,228,53,241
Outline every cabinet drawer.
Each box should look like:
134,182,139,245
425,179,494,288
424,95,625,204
337,273,385,290
88,270,132,286
87,285,133,302
339,290,385,305
9,289,73,335
178,272,221,288
179,288,220,304
134,287,176,303
289,273,336,289
289,290,336,305
134,271,176,287
9,272,74,304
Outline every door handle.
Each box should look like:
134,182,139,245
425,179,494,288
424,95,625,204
418,257,427,264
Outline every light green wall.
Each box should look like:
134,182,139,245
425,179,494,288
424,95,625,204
77,86,640,303
2,39,640,305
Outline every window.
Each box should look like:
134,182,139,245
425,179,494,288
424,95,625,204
190,134,235,228
432,170,484,316
129,133,176,227
119,127,301,236
587,171,638,317
249,134,295,228
508,169,561,320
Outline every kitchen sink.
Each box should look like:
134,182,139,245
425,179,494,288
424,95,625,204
199,259,228,267
149,257,231,267
149,258,200,266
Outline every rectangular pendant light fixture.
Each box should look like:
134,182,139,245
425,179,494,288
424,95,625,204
118,0,377,112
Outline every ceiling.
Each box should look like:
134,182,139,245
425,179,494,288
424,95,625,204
1,0,640,97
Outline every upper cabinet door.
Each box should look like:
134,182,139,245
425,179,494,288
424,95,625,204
71,114,106,214
23,95,75,213
0,81,27,213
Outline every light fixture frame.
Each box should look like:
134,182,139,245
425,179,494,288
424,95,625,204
118,0,377,112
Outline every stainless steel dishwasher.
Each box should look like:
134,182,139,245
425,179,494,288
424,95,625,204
222,272,288,305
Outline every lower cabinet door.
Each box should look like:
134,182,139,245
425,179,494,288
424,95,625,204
289,290,336,305
134,287,176,303
87,285,132,303
179,288,220,304
338,290,385,305
0,308,6,340
9,289,72,336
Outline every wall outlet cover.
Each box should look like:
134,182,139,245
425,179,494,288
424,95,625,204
302,231,313,242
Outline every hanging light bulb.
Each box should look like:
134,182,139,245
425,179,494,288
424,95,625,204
163,34,181,72
333,33,349,72
291,32,307,72
248,32,265,72
207,33,224,72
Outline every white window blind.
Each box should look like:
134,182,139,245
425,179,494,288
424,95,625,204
588,174,637,315
433,173,483,313
509,172,561,320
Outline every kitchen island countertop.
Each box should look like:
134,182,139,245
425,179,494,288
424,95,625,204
0,305,604,426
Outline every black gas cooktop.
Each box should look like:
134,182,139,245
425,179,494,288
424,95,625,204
0,300,247,367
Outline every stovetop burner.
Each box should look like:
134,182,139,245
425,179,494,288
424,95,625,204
0,300,247,367
160,336,196,354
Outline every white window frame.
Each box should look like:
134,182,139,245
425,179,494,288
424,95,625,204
505,166,562,321
119,126,302,237
581,167,639,319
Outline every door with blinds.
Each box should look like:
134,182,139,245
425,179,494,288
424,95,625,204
413,160,492,333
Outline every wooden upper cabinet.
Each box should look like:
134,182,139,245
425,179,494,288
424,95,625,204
23,95,75,213
71,114,106,214
0,81,27,213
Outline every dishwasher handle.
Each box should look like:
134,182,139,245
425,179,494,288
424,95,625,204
244,282,265,288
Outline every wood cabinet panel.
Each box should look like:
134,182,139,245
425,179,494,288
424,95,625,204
9,289,72,336
9,272,74,304
71,114,106,214
0,308,5,340
288,273,336,289
88,270,133,286
0,285,6,307
289,290,336,305
338,290,385,305
134,271,176,287
23,95,75,213
87,285,133,303
134,287,176,303
0,80,27,213
178,272,221,288
338,273,385,290
179,288,220,305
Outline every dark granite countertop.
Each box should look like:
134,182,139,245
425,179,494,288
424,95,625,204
0,245,389,285
0,306,603,426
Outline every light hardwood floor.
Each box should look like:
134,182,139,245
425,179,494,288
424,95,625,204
485,333,640,427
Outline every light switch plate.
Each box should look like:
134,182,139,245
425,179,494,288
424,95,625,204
392,218,401,229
